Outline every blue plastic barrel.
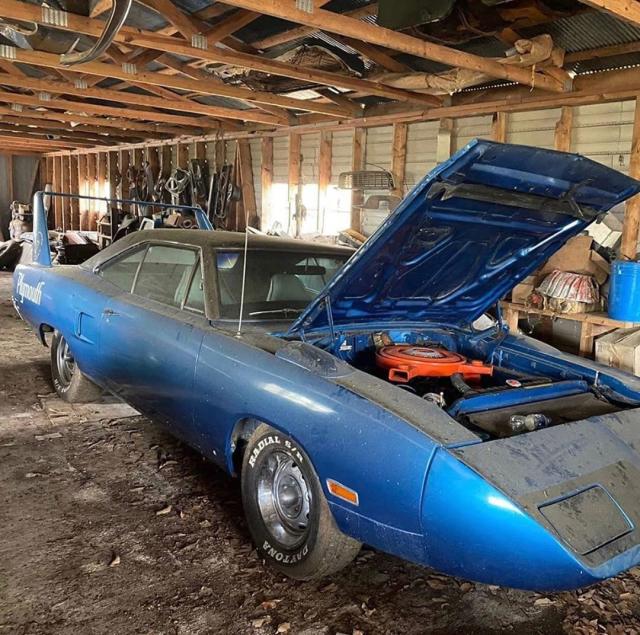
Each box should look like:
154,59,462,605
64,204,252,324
609,260,640,322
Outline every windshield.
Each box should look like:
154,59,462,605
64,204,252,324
216,249,349,320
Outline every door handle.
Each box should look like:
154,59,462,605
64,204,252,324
103,308,120,317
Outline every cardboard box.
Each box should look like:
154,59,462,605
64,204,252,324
595,328,640,376
539,235,610,285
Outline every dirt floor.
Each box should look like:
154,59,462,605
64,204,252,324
1,271,640,635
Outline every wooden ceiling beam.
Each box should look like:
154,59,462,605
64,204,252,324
578,0,640,27
0,134,83,150
0,123,115,146
0,111,146,141
0,51,286,125
202,1,330,47
0,90,208,132
9,48,345,119
0,104,178,136
156,55,293,123
221,0,564,92
90,0,113,17
332,36,413,73
135,0,201,39
250,3,378,49
204,9,262,45
0,1,439,107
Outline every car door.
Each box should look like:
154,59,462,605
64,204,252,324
96,242,207,443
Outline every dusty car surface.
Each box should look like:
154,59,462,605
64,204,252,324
13,140,640,592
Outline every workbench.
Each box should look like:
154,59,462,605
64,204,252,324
500,301,640,357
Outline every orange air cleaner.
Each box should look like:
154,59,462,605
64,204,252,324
376,345,493,383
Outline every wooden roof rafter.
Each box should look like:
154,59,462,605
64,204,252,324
0,90,210,134
0,1,442,108
0,110,149,141
221,0,565,93
0,104,180,137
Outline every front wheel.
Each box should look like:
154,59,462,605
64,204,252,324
241,424,361,580
51,330,102,403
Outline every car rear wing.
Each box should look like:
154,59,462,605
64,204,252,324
31,190,214,267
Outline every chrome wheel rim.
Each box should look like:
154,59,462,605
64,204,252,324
256,450,311,548
56,337,76,387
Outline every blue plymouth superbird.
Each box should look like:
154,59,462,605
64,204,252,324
13,140,640,591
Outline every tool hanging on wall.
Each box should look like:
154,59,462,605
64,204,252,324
207,164,240,229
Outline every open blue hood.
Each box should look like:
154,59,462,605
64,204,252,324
290,140,640,335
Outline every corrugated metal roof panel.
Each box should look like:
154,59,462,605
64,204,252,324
522,11,640,53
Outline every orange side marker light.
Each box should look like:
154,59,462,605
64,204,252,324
327,479,359,506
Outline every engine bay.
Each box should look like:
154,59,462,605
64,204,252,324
315,328,628,440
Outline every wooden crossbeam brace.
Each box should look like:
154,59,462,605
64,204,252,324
221,0,564,93
0,90,207,134
0,66,272,126
0,47,338,120
0,104,179,136
0,1,440,107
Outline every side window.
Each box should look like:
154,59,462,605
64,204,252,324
184,263,205,314
98,246,146,291
133,245,198,308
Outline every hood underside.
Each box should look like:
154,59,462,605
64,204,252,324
290,140,640,335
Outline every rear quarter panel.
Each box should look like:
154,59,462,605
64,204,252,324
13,263,111,383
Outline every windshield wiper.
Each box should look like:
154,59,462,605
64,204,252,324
248,308,303,317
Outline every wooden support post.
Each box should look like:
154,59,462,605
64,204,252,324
554,106,573,152
69,154,80,229
118,149,130,211
622,98,640,259
7,155,13,205
44,157,53,189
177,143,189,169
161,144,172,179
491,112,508,143
133,148,144,172
87,153,97,230
97,153,107,225
318,130,332,234
38,157,46,191
107,151,119,200
261,137,273,229
436,118,453,164
289,133,302,237
351,127,365,232
237,139,258,229
77,154,88,230
52,155,62,228
194,141,206,161
61,155,71,231
391,123,408,199
145,146,160,195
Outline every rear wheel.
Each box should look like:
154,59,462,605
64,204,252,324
241,424,361,580
50,330,102,403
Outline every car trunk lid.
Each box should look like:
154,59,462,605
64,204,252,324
289,140,640,336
